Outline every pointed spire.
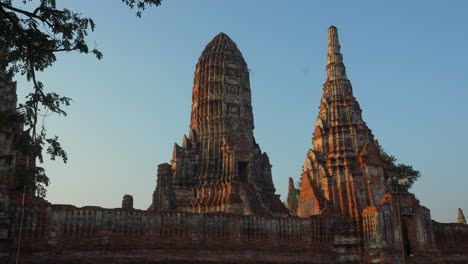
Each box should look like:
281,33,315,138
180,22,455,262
288,177,295,192
458,208,466,224
286,177,298,215
182,134,191,148
326,26,348,81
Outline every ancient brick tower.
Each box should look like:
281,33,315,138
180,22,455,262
150,33,286,216
298,26,389,221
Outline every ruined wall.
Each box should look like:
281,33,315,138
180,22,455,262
5,196,334,263
433,221,468,254
4,195,468,264
361,192,468,263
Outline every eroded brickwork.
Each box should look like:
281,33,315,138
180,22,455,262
1,28,468,264
286,177,298,216
458,208,466,224
295,26,468,263
149,33,286,216
121,194,133,209
298,26,389,221
6,196,334,263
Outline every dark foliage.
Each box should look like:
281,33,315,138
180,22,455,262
377,143,421,189
0,0,161,196
122,0,162,17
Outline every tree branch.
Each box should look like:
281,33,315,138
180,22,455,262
42,47,80,53
0,3,52,27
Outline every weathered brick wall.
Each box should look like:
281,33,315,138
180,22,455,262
5,196,468,264
361,194,468,263
6,197,334,263
433,221,468,254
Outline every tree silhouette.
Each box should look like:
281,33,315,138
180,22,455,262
0,0,162,196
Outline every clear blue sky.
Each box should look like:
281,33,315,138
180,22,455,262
14,0,468,223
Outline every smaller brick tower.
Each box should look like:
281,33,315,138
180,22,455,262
298,26,389,221
286,177,298,216
459,208,466,224
149,163,175,210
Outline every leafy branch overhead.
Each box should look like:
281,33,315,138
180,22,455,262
0,0,103,75
0,0,161,196
122,0,162,17
377,143,421,189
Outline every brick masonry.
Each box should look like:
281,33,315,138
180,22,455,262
1,28,467,263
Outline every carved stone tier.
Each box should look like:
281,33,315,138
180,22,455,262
298,26,389,221
150,33,286,216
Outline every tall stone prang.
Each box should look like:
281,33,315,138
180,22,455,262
149,33,287,216
298,26,389,221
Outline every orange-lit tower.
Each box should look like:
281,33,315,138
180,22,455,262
298,26,389,221
150,33,286,216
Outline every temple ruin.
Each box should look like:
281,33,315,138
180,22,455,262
0,27,467,264
149,33,286,216
298,26,388,220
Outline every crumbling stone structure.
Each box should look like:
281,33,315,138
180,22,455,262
458,208,466,224
121,194,133,209
1,29,467,264
297,25,393,262
6,201,335,263
149,33,287,216
285,177,298,216
297,26,468,263
298,26,388,221
362,191,437,262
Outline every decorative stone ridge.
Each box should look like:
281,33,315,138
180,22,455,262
298,26,389,220
149,33,287,216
